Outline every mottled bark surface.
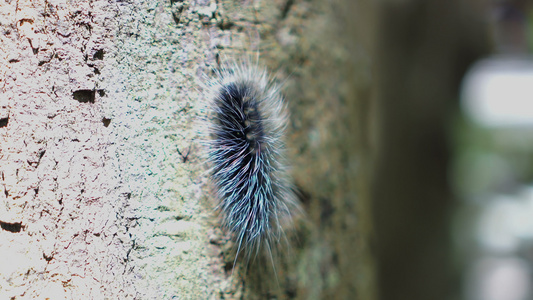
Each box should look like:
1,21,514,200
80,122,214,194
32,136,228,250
0,0,138,298
0,0,376,299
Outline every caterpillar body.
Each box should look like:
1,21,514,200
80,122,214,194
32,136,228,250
203,60,297,263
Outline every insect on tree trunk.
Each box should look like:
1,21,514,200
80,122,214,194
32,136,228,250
0,0,489,299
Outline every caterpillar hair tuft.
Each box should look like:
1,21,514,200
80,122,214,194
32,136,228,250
203,59,298,264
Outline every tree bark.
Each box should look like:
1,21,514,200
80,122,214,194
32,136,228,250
0,0,383,298
0,0,138,298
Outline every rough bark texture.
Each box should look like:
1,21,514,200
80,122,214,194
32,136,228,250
0,0,376,299
0,0,138,298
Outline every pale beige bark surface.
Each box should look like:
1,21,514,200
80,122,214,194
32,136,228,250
0,0,139,298
0,0,217,298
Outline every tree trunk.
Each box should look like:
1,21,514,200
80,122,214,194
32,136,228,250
0,0,489,299
370,1,489,300
0,0,375,298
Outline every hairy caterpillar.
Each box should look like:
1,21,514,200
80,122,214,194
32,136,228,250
203,58,298,264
